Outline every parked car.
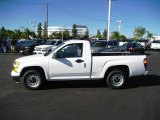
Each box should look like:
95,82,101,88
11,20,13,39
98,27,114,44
19,39,46,55
119,42,145,54
137,40,149,49
33,39,63,54
150,40,160,50
15,40,28,52
119,39,134,46
91,40,118,52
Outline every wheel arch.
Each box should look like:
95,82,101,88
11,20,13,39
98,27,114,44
20,66,47,80
104,65,129,79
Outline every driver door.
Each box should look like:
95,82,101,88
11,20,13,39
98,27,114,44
48,43,86,80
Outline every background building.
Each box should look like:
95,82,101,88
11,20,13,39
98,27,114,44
48,25,88,37
152,35,160,40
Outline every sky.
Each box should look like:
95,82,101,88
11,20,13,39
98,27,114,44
0,0,160,38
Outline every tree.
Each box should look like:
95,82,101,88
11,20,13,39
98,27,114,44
21,28,30,40
43,21,48,40
0,27,7,39
51,32,61,39
30,31,36,39
134,27,146,40
37,23,42,39
15,29,22,39
147,31,153,40
119,35,127,41
83,28,89,39
72,24,77,39
96,29,102,38
103,29,107,39
111,31,120,40
6,29,15,39
63,29,70,40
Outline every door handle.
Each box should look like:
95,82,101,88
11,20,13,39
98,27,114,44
75,59,84,63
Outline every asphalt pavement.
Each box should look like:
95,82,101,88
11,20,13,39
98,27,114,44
0,51,160,120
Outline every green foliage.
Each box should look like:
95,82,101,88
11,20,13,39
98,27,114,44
21,28,30,40
30,31,36,39
72,24,77,39
147,31,153,40
14,29,22,39
111,31,120,40
51,32,61,39
103,29,107,39
83,28,89,39
0,27,7,38
37,23,42,39
111,31,127,41
134,26,146,40
119,35,127,41
96,29,102,38
51,29,70,40
63,29,70,40
6,29,15,39
43,21,48,40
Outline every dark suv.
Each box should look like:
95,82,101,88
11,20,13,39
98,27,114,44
19,39,46,55
91,40,118,52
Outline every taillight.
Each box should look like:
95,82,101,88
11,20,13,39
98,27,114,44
144,58,148,68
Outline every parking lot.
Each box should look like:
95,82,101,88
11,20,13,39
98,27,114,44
0,51,160,120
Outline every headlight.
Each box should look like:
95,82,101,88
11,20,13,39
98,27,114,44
42,48,47,51
13,61,20,72
25,46,30,49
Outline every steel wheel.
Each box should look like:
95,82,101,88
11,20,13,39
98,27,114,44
106,69,126,89
110,73,124,87
25,73,40,88
22,70,44,90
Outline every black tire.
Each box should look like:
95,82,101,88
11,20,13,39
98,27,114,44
22,70,45,90
106,69,126,89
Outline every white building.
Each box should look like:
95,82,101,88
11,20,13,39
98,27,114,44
48,25,88,37
152,35,160,40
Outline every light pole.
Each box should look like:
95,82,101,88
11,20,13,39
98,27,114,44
145,28,148,40
107,0,111,41
106,0,117,41
29,20,36,32
117,20,123,34
61,25,65,43
29,21,36,39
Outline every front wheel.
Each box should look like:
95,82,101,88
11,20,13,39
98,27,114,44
22,70,44,90
106,69,126,89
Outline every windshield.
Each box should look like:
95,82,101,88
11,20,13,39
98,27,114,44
153,40,160,43
43,40,56,45
91,41,107,47
44,43,64,56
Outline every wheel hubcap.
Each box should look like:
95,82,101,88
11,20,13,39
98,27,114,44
26,74,40,88
111,74,123,87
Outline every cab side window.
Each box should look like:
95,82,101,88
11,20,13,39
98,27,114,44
56,43,83,58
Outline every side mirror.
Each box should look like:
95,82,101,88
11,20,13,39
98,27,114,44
52,53,57,59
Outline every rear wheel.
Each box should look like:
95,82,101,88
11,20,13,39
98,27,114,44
22,70,44,90
106,69,126,89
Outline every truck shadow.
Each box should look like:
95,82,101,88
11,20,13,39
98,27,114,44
44,75,160,89
45,80,106,89
126,75,160,89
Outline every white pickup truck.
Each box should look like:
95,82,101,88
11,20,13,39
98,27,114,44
11,40,148,90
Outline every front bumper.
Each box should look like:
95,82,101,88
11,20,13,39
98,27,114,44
11,70,20,83
33,51,45,54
